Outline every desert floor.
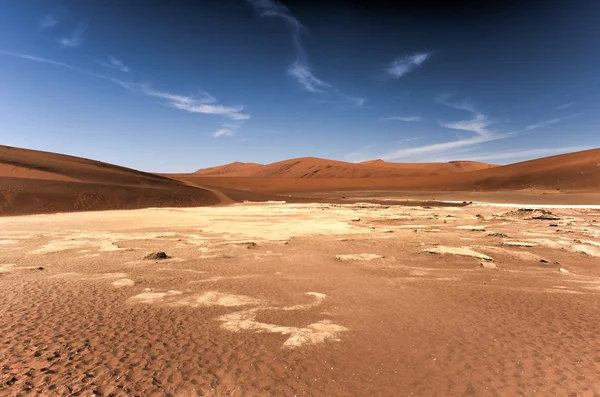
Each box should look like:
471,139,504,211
1,201,600,396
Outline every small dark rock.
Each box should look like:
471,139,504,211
6,376,17,386
549,224,559,227
540,259,549,263
143,251,169,260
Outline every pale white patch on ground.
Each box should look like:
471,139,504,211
112,278,135,287
129,290,261,308
189,275,259,284
129,291,178,304
169,292,264,308
501,241,539,247
52,272,128,280
478,246,541,262
531,238,600,257
456,226,486,231
0,264,41,273
335,254,384,261
281,292,327,311
218,292,348,348
425,246,493,261
473,203,600,209
158,268,206,274
0,240,20,245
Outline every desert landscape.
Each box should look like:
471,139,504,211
1,145,600,396
2,0,600,395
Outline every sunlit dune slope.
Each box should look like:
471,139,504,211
194,161,263,176
194,157,496,178
175,149,600,194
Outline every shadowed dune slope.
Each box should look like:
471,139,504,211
194,157,497,178
174,149,600,194
0,145,220,215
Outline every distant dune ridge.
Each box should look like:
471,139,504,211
194,161,263,176
176,148,600,195
193,157,496,178
1,144,599,216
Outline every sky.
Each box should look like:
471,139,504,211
0,0,599,172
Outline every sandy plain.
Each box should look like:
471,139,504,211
2,201,600,396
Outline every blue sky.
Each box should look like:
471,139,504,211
0,0,598,172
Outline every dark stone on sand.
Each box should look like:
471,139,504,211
540,259,549,263
144,251,169,260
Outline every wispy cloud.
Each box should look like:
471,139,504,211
128,85,250,121
1,52,250,123
58,24,86,48
288,62,330,93
213,128,235,138
363,96,581,162
386,52,431,79
39,15,58,29
246,0,364,106
459,146,591,162
378,133,512,161
440,112,491,136
371,96,511,161
213,122,243,138
99,56,130,73
525,113,581,131
381,116,421,122
555,102,574,110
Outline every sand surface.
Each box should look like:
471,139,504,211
2,202,600,396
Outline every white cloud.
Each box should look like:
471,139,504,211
378,133,512,161
370,96,510,161
213,122,244,138
39,15,58,28
213,128,235,138
139,87,250,121
440,112,491,137
288,62,330,93
555,102,574,110
386,52,431,79
247,0,364,106
459,146,590,162
382,116,421,122
100,56,130,73
1,52,250,123
58,25,86,48
525,114,581,131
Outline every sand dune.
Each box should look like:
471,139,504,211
177,149,600,196
194,161,263,176
2,145,599,216
0,145,219,216
195,157,496,178
359,159,496,173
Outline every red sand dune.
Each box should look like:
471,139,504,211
193,161,263,176
0,145,219,216
1,145,599,215
194,157,496,178
174,148,600,194
360,159,496,173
